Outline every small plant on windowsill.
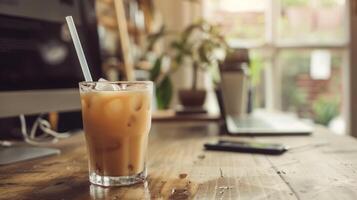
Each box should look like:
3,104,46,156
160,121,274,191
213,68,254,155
171,20,229,108
144,21,229,110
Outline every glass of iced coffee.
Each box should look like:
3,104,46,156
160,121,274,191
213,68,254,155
79,81,153,186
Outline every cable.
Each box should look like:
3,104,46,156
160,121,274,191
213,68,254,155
19,114,70,145
37,118,70,139
20,114,40,145
30,115,42,139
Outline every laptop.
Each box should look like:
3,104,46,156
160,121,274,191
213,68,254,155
224,110,313,136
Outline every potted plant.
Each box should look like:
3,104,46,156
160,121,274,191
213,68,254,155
171,20,229,108
144,21,229,110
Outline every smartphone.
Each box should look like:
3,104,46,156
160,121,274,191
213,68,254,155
204,140,288,155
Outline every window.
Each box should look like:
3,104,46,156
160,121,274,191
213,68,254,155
279,49,343,123
203,0,266,46
278,0,346,44
203,0,347,131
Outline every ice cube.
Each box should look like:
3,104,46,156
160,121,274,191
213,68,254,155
104,99,123,117
95,78,121,91
80,99,87,109
131,94,143,111
127,115,136,127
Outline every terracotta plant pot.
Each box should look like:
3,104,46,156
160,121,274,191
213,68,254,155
178,89,207,107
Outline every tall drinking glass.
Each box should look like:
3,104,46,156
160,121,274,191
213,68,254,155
79,81,153,186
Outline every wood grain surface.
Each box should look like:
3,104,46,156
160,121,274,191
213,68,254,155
1,122,357,200
152,110,220,122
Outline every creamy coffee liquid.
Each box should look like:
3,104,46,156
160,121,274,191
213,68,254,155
80,90,151,176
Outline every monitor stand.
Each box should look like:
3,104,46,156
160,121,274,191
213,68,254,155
0,146,60,165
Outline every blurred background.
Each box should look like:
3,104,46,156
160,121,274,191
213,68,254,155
95,0,347,135
0,0,351,139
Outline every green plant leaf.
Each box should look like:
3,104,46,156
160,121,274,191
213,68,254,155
198,42,210,64
313,97,339,126
156,76,173,109
147,25,166,51
150,57,162,81
250,54,264,86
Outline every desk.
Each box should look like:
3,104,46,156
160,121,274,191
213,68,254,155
152,110,221,122
1,123,357,200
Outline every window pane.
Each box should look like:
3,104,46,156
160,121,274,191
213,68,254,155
278,0,346,44
249,50,266,109
279,49,343,128
203,0,266,45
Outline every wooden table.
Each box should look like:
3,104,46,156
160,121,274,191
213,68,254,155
152,110,221,122
1,122,357,200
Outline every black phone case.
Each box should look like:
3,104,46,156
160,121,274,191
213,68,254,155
204,140,287,155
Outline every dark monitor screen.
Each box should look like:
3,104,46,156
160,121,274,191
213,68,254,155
0,0,103,118
0,0,102,91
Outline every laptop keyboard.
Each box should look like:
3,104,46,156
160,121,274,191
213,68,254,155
227,111,312,134
233,117,274,129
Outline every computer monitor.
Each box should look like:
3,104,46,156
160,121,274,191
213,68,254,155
0,0,102,118
0,0,102,165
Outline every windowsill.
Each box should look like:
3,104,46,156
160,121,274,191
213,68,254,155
228,41,349,50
